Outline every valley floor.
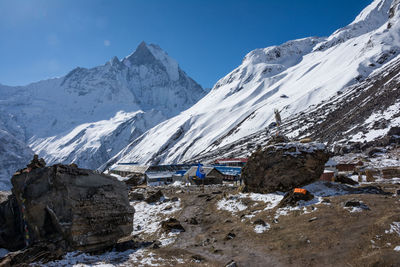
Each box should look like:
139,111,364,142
40,178,400,267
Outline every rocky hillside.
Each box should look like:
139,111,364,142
106,0,400,168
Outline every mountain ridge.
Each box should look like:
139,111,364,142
0,42,206,181
105,0,400,168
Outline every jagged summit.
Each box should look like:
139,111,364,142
108,56,121,67
123,41,158,66
315,0,398,51
0,41,205,179
123,41,180,81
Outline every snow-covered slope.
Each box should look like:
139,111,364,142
107,0,400,167
0,42,204,139
0,42,205,182
187,52,400,164
30,110,165,170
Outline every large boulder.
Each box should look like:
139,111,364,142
0,194,25,250
2,163,134,252
242,142,330,193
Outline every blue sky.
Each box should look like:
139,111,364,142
0,0,371,88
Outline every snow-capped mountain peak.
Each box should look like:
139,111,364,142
0,42,205,181
105,0,400,168
315,0,395,52
123,41,179,81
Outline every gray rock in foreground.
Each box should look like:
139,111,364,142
2,164,134,252
242,142,330,193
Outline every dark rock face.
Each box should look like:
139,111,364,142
387,126,400,136
145,190,164,204
335,174,358,186
129,192,145,201
0,195,25,250
253,219,266,226
5,164,134,252
160,218,185,233
344,200,370,210
242,142,330,193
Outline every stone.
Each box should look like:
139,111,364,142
225,260,238,267
278,189,314,208
145,190,164,204
151,240,161,249
191,254,205,263
0,195,25,250
300,138,312,143
225,232,236,240
367,147,386,157
5,164,134,252
242,142,330,193
344,200,370,210
189,217,199,225
12,154,46,176
387,126,400,136
308,217,318,222
161,218,185,233
253,219,266,226
129,192,145,201
266,134,290,145
335,174,358,185
0,242,65,266
170,197,179,202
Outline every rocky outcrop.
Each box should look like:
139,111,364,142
278,189,314,208
161,218,185,233
145,190,164,204
242,142,330,193
1,163,134,253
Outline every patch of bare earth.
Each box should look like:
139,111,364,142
145,182,400,266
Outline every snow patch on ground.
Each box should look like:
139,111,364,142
131,199,181,236
385,222,400,236
159,231,181,247
217,192,284,215
274,202,319,219
345,207,364,213
107,171,129,182
170,181,184,187
217,195,247,213
254,223,271,233
42,248,181,267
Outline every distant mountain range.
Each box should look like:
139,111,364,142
0,42,205,189
1,0,399,190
